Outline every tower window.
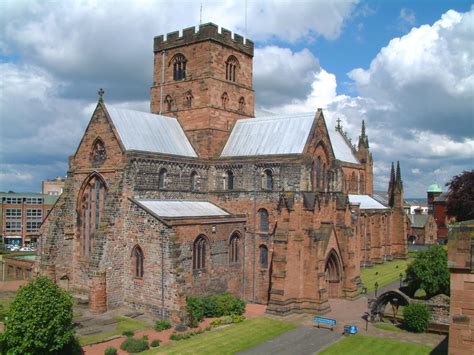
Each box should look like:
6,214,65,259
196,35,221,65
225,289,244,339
258,208,269,232
259,245,268,268
190,171,198,191
221,92,229,109
226,170,234,191
226,55,239,82
263,169,273,190
165,95,173,111
172,53,187,80
185,91,193,108
229,232,240,263
238,97,245,113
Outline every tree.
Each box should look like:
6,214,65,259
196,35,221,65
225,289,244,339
446,170,474,222
405,246,450,299
3,276,76,354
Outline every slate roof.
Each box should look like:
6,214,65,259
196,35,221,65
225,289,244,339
348,194,387,210
135,200,230,218
408,214,430,228
106,105,197,157
327,129,359,164
372,191,389,207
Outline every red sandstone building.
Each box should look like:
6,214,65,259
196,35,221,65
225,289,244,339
37,24,407,318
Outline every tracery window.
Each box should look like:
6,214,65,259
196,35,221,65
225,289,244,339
226,55,239,82
322,164,326,191
316,156,321,189
238,97,245,113
190,171,198,191
263,169,273,190
351,172,356,191
79,174,107,257
185,91,193,108
259,245,268,268
132,245,144,278
159,168,167,190
172,53,187,80
165,95,173,111
90,138,107,166
229,232,240,263
193,235,208,270
258,208,269,233
221,92,229,109
226,170,234,191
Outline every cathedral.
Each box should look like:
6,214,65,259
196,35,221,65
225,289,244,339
37,23,407,320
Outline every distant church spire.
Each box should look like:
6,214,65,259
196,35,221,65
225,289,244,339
396,160,403,190
358,120,369,149
388,162,395,207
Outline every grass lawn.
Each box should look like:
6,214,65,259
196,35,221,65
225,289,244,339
320,335,433,355
145,317,296,354
79,316,150,345
373,322,406,333
360,258,411,293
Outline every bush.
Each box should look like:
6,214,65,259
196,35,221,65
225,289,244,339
122,330,135,337
104,346,118,355
3,276,75,354
186,296,206,327
231,314,245,323
150,339,161,347
403,303,431,333
155,318,172,332
186,293,246,327
175,323,188,332
120,337,149,353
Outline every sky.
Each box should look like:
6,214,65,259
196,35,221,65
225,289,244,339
0,0,473,198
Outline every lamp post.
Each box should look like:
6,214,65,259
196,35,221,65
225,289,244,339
399,273,403,288
374,281,379,297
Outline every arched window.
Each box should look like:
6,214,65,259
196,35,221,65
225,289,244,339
132,245,144,278
259,245,268,268
226,55,239,82
165,95,173,111
360,173,365,194
258,208,269,232
263,169,273,190
190,171,198,192
322,164,326,191
79,174,107,257
316,156,321,189
185,91,193,108
226,170,234,191
221,92,229,109
229,232,240,263
351,172,356,191
159,168,167,189
193,235,207,270
238,97,245,113
171,53,187,80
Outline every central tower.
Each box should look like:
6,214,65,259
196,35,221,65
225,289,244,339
151,23,255,158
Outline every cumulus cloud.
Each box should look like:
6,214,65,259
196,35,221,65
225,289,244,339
398,8,416,30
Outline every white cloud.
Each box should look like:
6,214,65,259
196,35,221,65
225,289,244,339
398,8,416,29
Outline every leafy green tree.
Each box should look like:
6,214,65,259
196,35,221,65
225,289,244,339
405,246,450,298
4,276,75,354
446,170,474,222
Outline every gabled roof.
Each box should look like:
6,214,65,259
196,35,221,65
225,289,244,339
105,105,197,157
220,113,315,157
327,129,359,164
135,200,230,218
348,194,387,210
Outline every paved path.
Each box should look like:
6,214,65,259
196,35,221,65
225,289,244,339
238,326,341,355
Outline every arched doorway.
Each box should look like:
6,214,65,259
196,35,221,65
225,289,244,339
325,250,342,298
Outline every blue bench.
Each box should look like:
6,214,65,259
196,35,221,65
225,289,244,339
314,316,336,330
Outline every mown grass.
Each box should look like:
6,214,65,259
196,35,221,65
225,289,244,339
145,317,296,354
320,335,433,355
79,316,150,345
360,258,411,293
373,322,405,333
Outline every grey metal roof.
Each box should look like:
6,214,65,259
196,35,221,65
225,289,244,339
327,129,359,164
372,191,389,207
136,200,229,218
348,194,388,210
106,105,197,157
220,113,315,157
408,214,430,228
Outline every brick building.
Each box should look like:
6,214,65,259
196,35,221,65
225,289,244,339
1,192,58,247
407,209,438,245
42,176,66,196
37,23,407,319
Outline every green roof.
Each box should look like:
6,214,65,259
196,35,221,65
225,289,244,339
427,183,442,193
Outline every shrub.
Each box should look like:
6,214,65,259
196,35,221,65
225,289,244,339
170,332,193,341
150,339,161,347
403,303,431,333
155,318,172,332
104,346,118,355
231,314,245,323
186,296,206,327
186,293,246,327
175,323,188,332
220,315,233,325
3,276,75,354
120,337,149,353
122,330,135,337
212,293,246,317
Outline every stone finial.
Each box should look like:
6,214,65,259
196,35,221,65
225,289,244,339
336,118,342,131
98,88,105,103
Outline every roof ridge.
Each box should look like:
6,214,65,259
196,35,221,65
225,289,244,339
106,104,178,121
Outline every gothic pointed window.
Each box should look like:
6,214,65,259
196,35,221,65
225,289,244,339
132,245,144,278
159,168,167,190
229,232,240,263
238,97,245,113
221,92,229,109
185,91,193,108
259,245,268,268
226,170,234,191
171,53,187,80
316,156,321,189
193,235,208,270
190,171,198,192
322,164,326,191
165,95,173,111
258,208,269,233
226,55,239,82
79,174,107,257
